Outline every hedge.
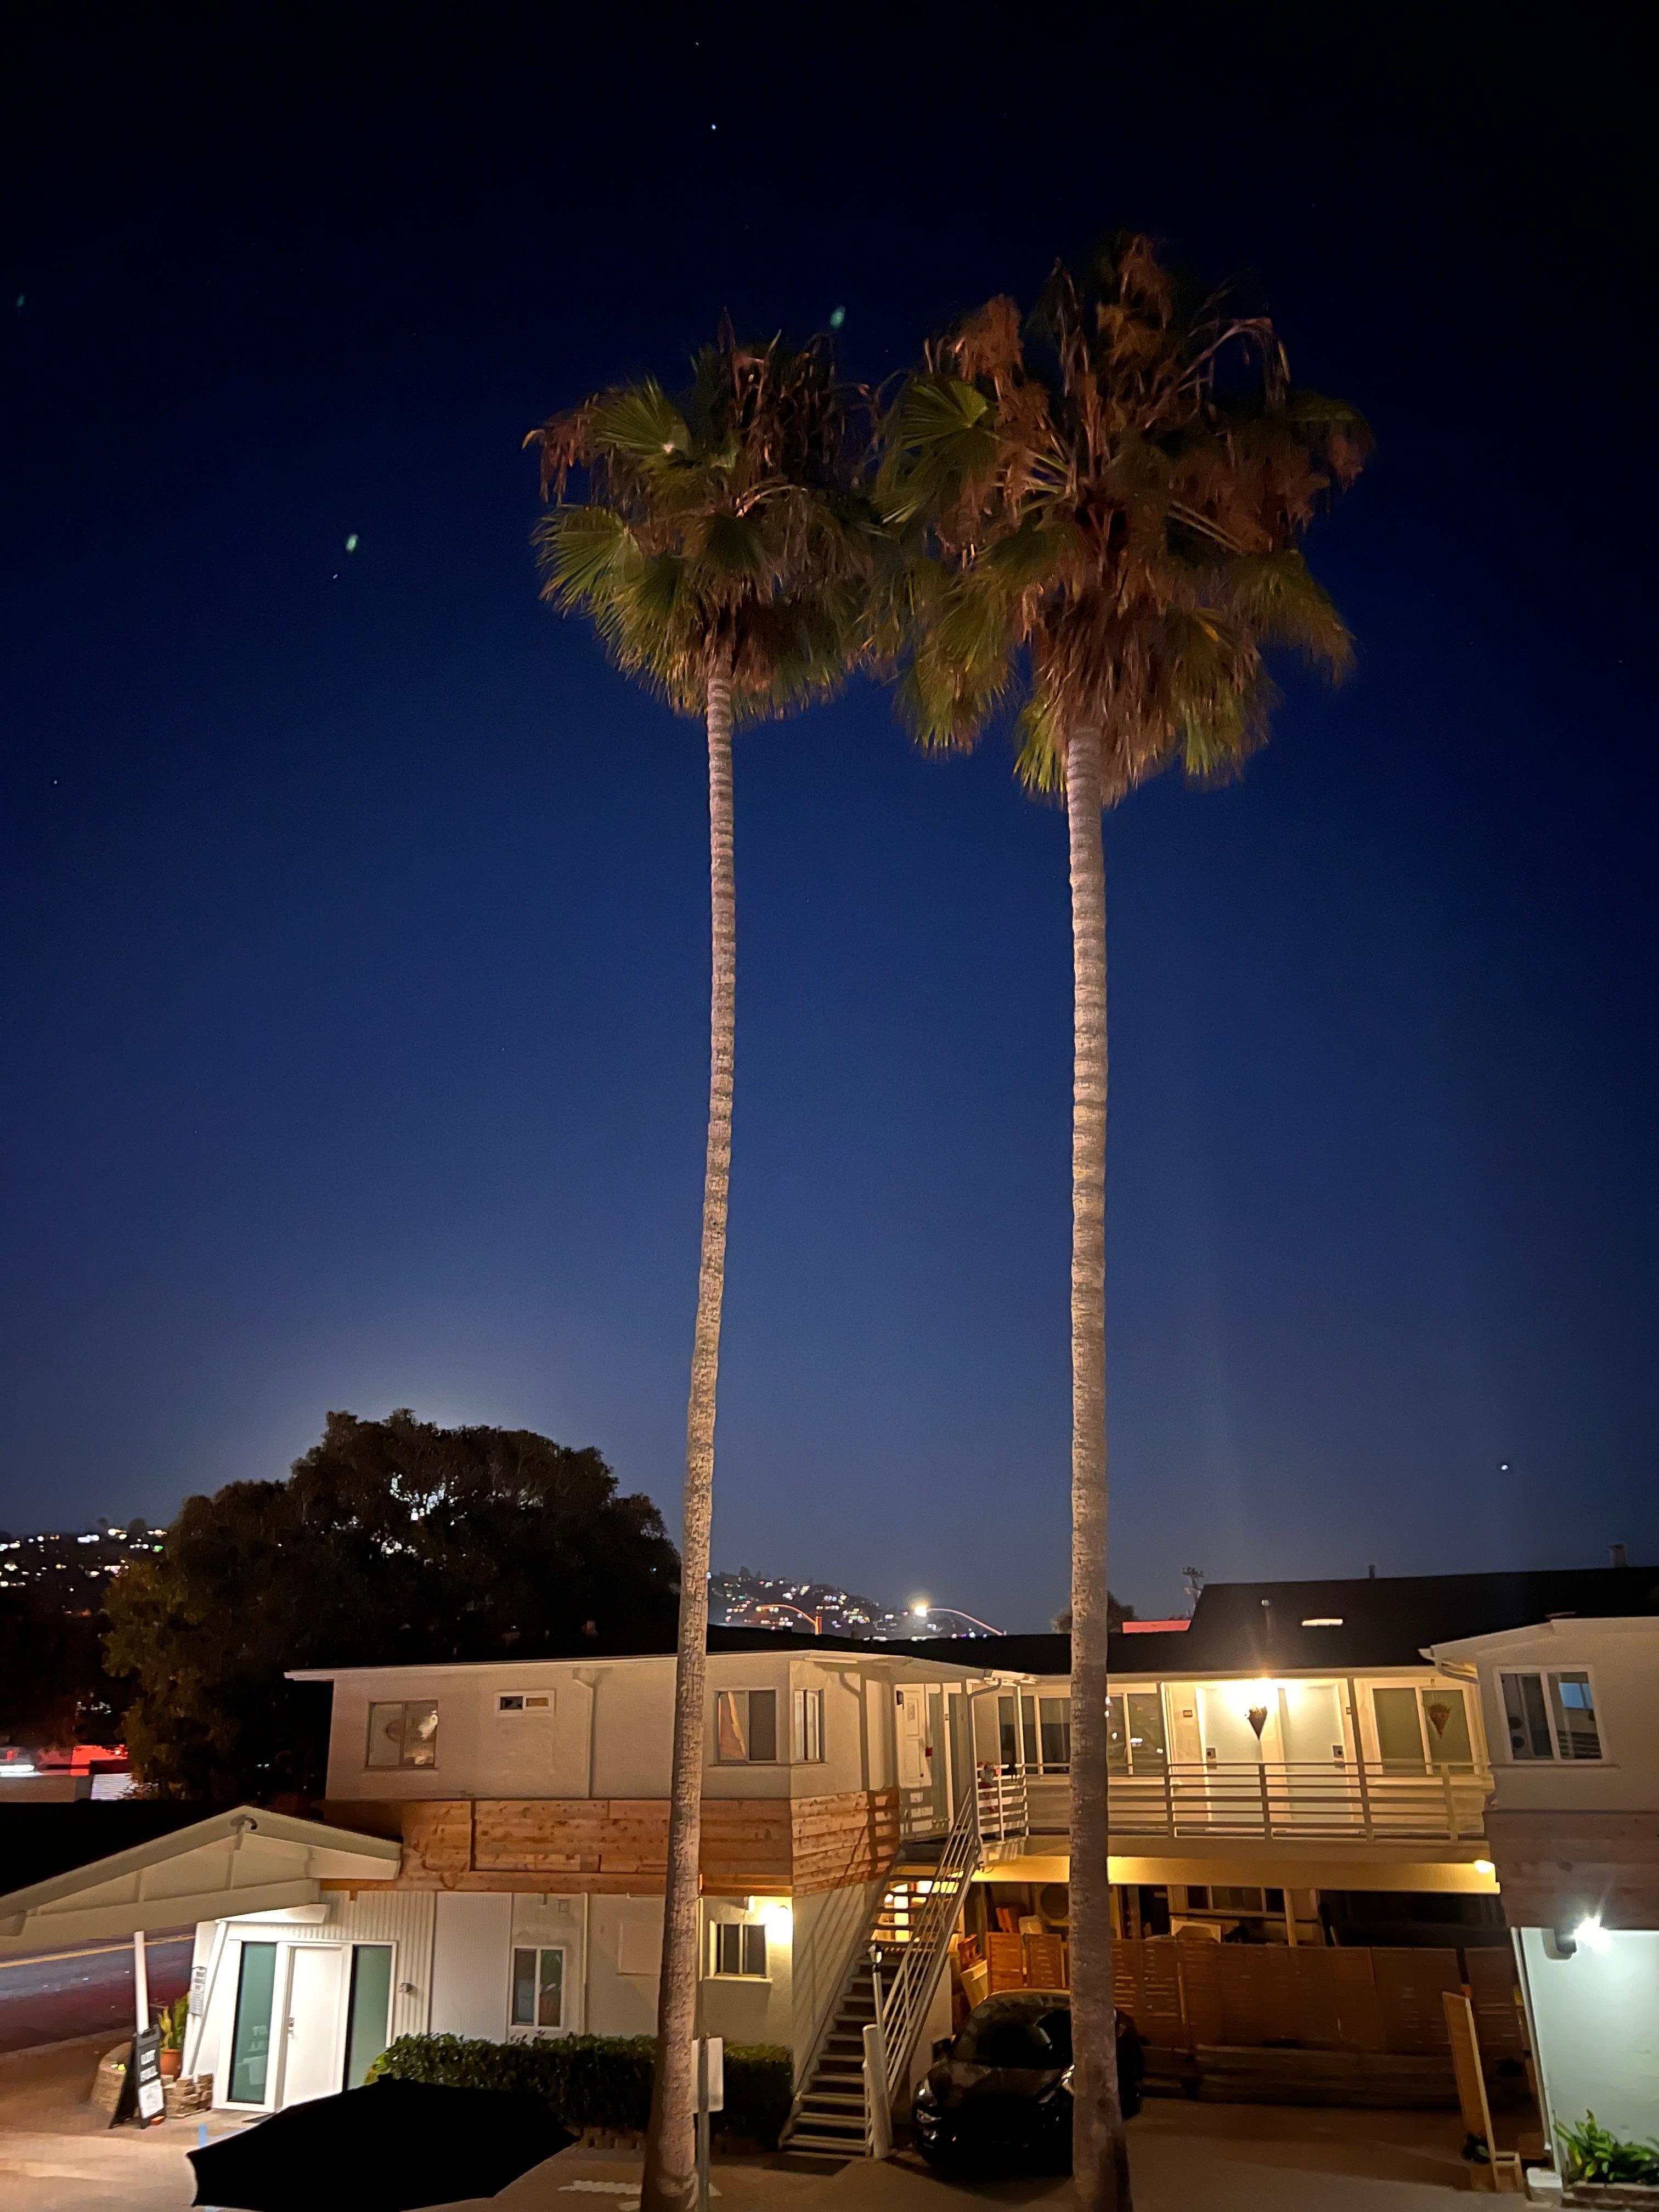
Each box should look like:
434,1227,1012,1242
367,2033,794,2148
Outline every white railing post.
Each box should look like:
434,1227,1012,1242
1355,1752,1375,1840
1442,1763,1459,1840
864,2018,891,2157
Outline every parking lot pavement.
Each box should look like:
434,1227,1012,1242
806,2102,1480,2209
1,2039,1487,2212
0,2032,245,2212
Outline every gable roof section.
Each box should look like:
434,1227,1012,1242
0,1804,400,1954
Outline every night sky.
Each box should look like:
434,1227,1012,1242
3,10,1654,1626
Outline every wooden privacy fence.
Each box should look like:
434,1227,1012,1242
1111,1938,1526,2059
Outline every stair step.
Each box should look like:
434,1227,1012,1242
789,2116,867,2138
783,2135,863,2158
801,2091,867,2111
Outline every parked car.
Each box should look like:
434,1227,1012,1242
912,1990,1143,2168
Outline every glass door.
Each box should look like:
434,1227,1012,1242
229,1942,278,2106
344,1945,394,2089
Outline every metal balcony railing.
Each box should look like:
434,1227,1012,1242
1012,1758,1491,1844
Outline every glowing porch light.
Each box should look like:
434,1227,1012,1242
1571,1914,1609,1953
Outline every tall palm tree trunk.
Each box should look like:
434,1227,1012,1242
1065,721,1132,2212
641,652,736,2212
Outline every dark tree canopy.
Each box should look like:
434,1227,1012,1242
103,1410,680,1804
0,1587,132,1747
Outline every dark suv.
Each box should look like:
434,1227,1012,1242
912,1991,1143,2169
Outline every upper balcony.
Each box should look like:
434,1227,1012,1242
985,1756,1493,1848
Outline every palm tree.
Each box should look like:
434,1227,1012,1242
528,327,867,2212
877,237,1366,2212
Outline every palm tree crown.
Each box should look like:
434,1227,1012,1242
529,323,870,714
877,234,1368,789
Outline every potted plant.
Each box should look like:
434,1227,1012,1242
157,1995,189,2079
1559,2112,1659,2206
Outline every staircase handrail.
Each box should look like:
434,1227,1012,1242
871,1779,982,2129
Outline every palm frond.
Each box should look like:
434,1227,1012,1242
535,506,642,606
590,380,692,470
878,376,998,525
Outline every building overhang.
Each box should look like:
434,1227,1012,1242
978,1836,1500,1895
0,1807,402,1955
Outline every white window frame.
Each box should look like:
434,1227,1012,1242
714,1689,779,1764
508,1943,568,2036
1496,1665,1605,1764
792,1687,825,1764
365,1699,439,1771
707,1921,768,1979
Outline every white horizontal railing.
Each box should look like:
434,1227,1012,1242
1013,1758,1491,1844
977,1768,1029,1844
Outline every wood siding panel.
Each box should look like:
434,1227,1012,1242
402,1800,472,1876
1372,1948,1462,2054
1464,1948,1526,2059
1331,1949,1387,2051
343,1786,891,1894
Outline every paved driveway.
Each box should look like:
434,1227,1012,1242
0,2033,1492,2211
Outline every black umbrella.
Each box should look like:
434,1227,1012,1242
188,2079,575,2211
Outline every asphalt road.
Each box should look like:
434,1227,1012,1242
0,1934,193,2054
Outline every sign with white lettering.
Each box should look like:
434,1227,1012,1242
133,2027,165,2124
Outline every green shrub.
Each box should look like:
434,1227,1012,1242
368,2034,794,2149
1558,2112,1659,2186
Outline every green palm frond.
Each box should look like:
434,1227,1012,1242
874,233,1363,807
590,380,692,469
531,323,872,720
698,510,766,579
535,506,642,607
878,377,998,525
1013,693,1067,795
1224,550,1353,675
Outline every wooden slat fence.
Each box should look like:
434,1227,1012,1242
1109,1937,1521,2057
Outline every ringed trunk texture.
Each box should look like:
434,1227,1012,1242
640,658,736,2212
1065,723,1132,2212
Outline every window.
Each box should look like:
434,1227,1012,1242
510,1946,566,2030
1500,1669,1602,1762
715,1689,777,1763
1000,1692,1069,1771
792,1688,825,1763
366,1700,439,1769
1372,1684,1475,1769
1107,1690,1168,1773
1038,1697,1071,1769
709,1922,768,1978
498,1692,551,1713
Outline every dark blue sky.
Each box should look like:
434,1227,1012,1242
3,10,1654,1624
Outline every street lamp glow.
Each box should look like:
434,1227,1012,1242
911,1601,930,1618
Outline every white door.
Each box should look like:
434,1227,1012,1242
280,1946,347,2107
897,1689,929,1789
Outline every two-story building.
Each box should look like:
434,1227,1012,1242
5,1561,1653,2162
1427,1606,1659,2159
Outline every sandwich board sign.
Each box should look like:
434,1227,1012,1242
115,2027,165,2126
